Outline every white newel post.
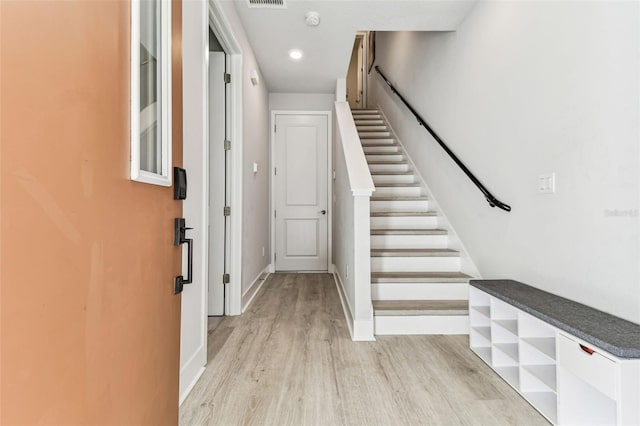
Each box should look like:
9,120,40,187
352,193,374,341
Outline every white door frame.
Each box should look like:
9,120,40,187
180,0,209,404
270,111,333,273
208,1,242,316
179,0,243,405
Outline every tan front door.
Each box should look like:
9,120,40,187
1,1,183,423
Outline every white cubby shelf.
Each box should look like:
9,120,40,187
469,285,640,426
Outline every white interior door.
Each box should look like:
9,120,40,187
274,114,328,271
208,52,225,315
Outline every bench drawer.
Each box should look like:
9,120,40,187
558,334,617,399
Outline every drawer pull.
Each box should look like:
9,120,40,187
579,344,596,355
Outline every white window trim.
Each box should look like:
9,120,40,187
130,0,173,187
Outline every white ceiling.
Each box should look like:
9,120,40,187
231,0,477,93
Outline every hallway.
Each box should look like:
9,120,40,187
179,274,547,425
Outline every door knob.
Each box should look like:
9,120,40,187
319,210,327,215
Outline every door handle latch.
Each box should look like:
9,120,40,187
319,210,327,215
174,218,193,295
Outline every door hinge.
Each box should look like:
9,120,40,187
274,124,276,133
224,140,231,150
274,253,277,262
224,73,231,84
223,273,230,284
223,206,231,216
274,167,277,176
274,210,277,218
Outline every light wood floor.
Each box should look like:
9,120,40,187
179,273,548,426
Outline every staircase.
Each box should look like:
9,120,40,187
352,109,473,335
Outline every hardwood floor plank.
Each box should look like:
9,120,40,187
179,273,548,426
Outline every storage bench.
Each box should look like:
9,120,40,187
469,279,640,425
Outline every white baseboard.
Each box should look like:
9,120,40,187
332,266,375,342
242,265,271,313
332,268,355,340
179,365,205,406
353,317,375,341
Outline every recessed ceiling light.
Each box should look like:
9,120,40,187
289,49,303,60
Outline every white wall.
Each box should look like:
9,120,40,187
219,2,270,296
333,119,356,315
269,93,335,112
369,1,640,323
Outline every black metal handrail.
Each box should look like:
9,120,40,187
375,66,511,212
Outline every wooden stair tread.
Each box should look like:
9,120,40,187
367,160,408,164
371,228,447,235
371,196,428,201
361,137,394,140
361,140,396,145
365,152,402,156
371,248,458,257
371,211,437,217
371,171,414,175
371,271,472,283
361,142,398,147
373,300,469,316
374,183,421,187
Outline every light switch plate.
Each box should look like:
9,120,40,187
538,173,556,193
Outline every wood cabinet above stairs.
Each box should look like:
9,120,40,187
353,109,474,335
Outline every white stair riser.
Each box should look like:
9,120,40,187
373,186,422,197
372,174,416,184
360,141,396,147
357,126,388,132
366,154,404,162
359,132,392,138
374,315,469,335
355,120,383,126
370,199,429,212
371,256,460,272
371,216,438,229
372,283,469,301
363,146,400,154
371,234,448,249
368,163,410,173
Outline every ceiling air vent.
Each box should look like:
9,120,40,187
247,0,286,8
